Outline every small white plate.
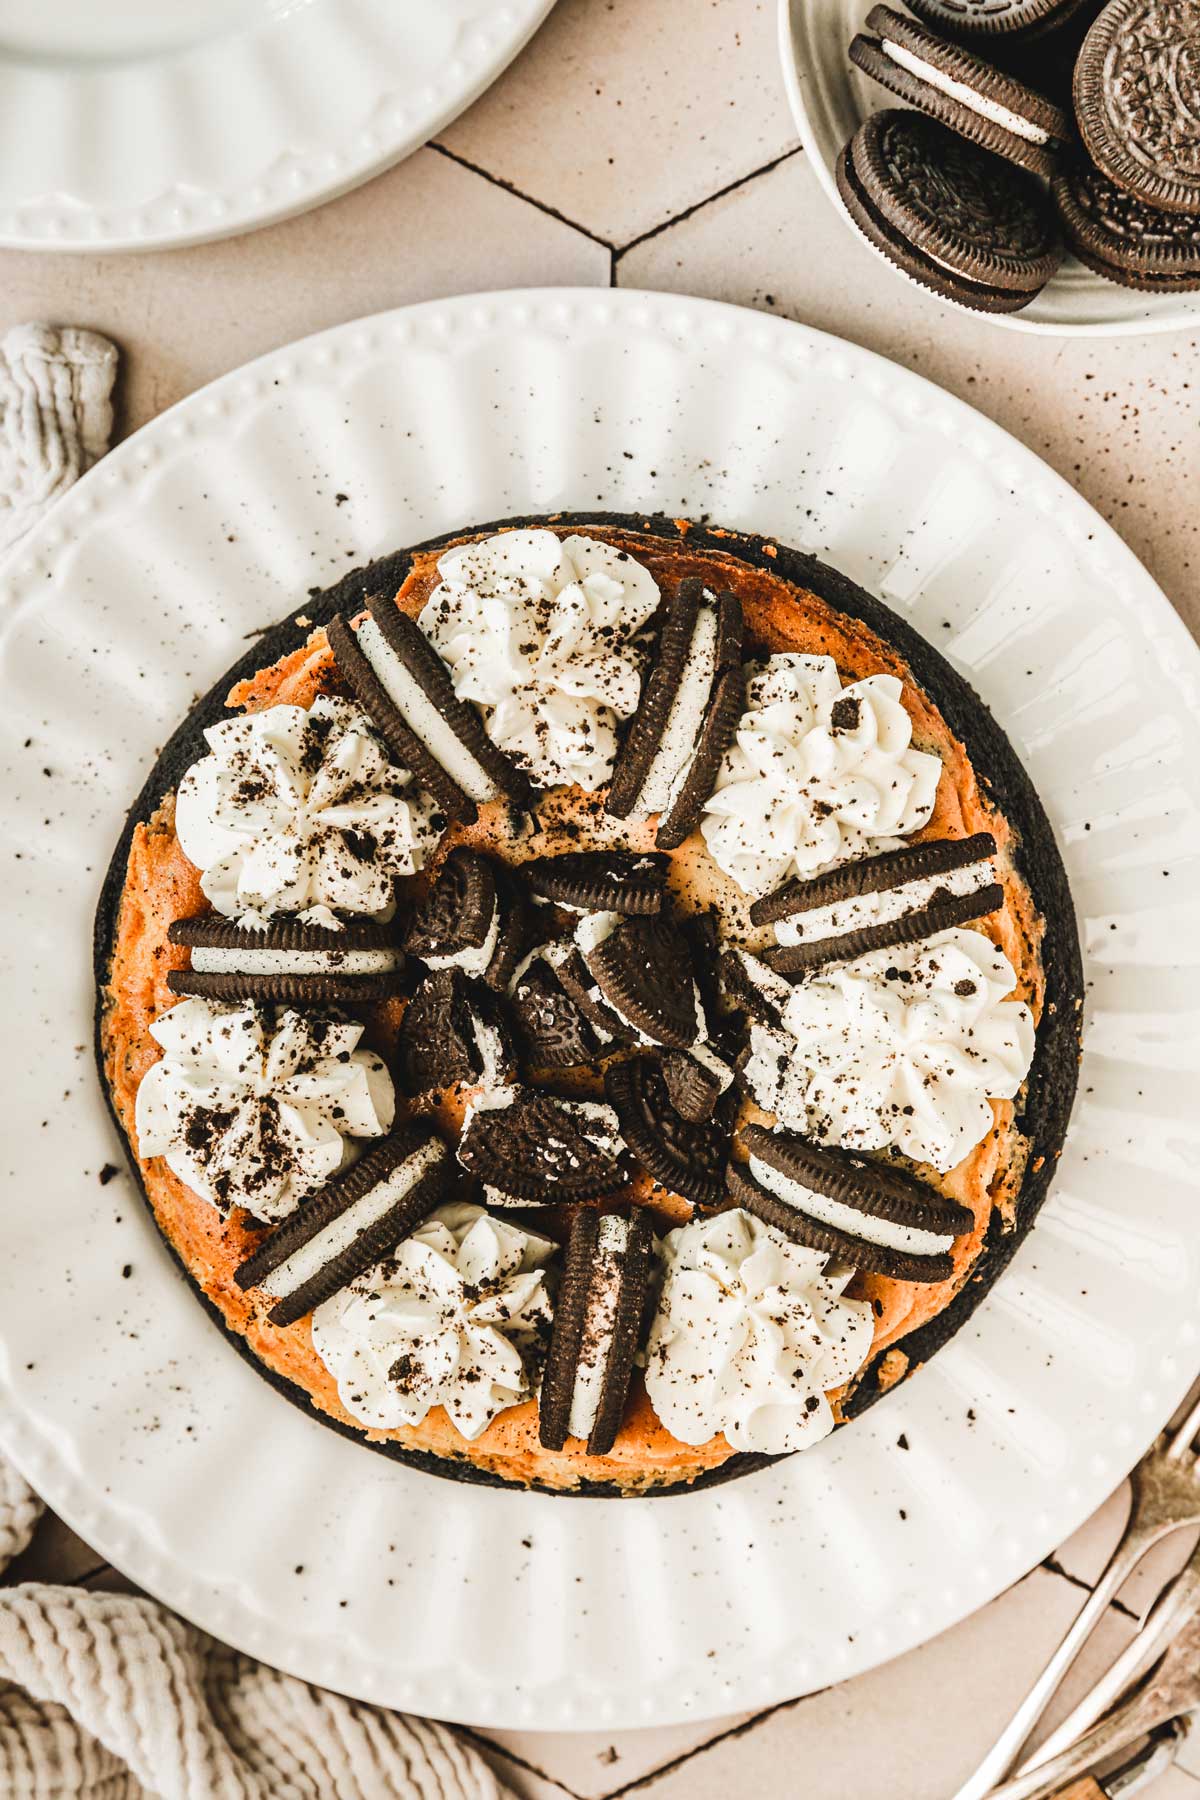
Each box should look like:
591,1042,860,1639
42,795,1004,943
1,290,1199,1729
779,0,1200,335
0,0,555,252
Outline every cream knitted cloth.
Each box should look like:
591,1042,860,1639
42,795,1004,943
0,326,512,1800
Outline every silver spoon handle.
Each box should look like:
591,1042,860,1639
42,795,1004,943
983,1685,1193,1800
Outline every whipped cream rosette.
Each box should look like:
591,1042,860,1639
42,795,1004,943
700,655,943,899
311,1202,556,1439
418,529,660,791
174,694,441,928
644,1207,874,1454
742,927,1036,1173
134,996,394,1220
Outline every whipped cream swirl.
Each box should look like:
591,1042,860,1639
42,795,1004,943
700,656,943,898
418,530,660,791
311,1203,556,1439
175,695,441,927
644,1207,874,1453
742,928,1036,1173
134,997,394,1220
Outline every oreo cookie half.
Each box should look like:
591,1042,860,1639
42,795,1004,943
403,847,526,990
457,1085,631,1203
554,945,638,1046
326,612,473,824
508,948,600,1069
397,968,514,1092
521,849,668,915
608,582,744,848
605,1055,729,1209
662,1049,724,1123
234,1122,452,1326
579,913,700,1050
539,1207,655,1456
732,1125,973,1283
167,916,405,1004
836,109,1062,314
850,6,1070,178
755,833,1002,974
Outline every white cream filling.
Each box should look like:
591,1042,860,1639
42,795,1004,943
636,604,719,814
688,1036,734,1093
774,857,994,946
357,614,499,804
574,910,622,955
425,902,499,975
881,40,1051,145
191,945,402,975
568,1214,628,1441
262,1138,446,1301
748,1154,954,1258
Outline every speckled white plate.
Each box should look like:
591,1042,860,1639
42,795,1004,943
779,0,1200,336
1,290,1199,1729
0,0,554,251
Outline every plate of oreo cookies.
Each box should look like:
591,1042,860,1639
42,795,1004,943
781,0,1200,331
1,289,1198,1727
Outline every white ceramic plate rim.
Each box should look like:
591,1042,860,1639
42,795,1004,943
777,0,1200,338
0,0,556,252
1,289,1199,1729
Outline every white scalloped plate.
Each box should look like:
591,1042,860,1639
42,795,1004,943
0,0,554,251
779,0,1200,336
2,290,1199,1730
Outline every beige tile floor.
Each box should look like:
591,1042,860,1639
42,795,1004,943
2,0,1198,1792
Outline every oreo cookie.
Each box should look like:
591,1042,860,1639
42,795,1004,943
554,945,638,1046
538,1207,655,1456
732,1126,973,1283
1074,0,1200,215
397,968,514,1092
521,849,668,915
167,915,404,1004
234,1122,452,1326
849,7,1069,178
1053,154,1200,291
580,913,700,1050
836,110,1062,314
657,664,745,851
508,951,600,1069
754,833,1002,974
403,848,526,990
901,0,1095,42
326,612,472,824
457,1085,631,1203
607,582,744,848
662,1049,724,1123
605,1055,729,1209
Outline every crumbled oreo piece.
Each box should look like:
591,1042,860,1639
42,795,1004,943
586,915,700,1049
482,863,532,993
326,612,476,823
234,1122,452,1326
606,1055,728,1208
539,1207,655,1456
555,946,638,1045
661,1050,723,1123
403,848,496,962
167,915,405,1005
730,1126,973,1283
509,956,600,1069
397,969,514,1091
457,1086,631,1202
521,849,669,915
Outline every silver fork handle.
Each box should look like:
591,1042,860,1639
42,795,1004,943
952,1528,1163,1800
1020,1546,1200,1774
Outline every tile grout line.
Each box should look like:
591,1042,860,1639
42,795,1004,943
1042,1556,1139,1621
428,142,616,250
612,144,804,265
459,1726,582,1799
597,1703,803,1800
